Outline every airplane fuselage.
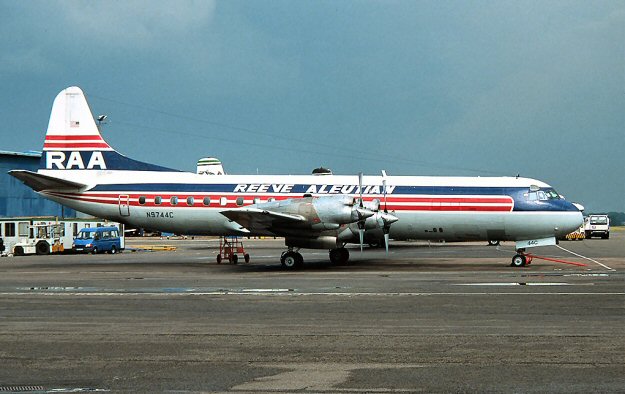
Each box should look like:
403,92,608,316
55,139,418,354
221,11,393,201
37,169,582,242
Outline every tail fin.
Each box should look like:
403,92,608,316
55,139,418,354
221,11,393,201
41,86,177,172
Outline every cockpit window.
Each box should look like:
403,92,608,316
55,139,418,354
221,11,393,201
544,189,561,200
524,188,561,201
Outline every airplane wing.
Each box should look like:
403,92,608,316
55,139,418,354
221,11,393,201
8,170,87,192
220,208,306,232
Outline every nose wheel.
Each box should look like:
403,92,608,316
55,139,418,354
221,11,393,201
511,249,533,267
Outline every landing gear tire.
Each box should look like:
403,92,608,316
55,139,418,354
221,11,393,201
231,254,238,265
281,251,303,269
329,248,349,265
368,238,386,249
488,240,500,246
244,253,250,263
511,254,527,267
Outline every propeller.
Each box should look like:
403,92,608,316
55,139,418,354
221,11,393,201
382,178,388,213
380,171,396,256
358,172,365,252
380,212,398,255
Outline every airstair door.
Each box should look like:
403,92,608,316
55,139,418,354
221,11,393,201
119,195,130,216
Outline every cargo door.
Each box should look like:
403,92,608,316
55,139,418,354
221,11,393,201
119,195,130,216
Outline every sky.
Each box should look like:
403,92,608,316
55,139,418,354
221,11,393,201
0,0,623,212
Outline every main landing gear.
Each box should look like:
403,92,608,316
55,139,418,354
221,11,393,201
329,248,350,265
280,247,351,269
511,249,533,267
281,249,304,269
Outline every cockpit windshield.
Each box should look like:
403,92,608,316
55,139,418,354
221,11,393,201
524,188,561,201
543,189,561,200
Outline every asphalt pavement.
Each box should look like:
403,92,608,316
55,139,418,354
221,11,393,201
0,232,623,392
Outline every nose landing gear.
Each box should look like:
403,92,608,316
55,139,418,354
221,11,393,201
511,249,533,267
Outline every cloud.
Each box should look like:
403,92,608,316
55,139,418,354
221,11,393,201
57,0,216,49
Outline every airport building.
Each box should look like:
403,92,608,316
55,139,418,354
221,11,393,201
0,151,76,218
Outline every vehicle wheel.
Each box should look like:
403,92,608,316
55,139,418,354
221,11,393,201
244,253,250,263
488,240,500,246
36,241,50,255
511,254,526,267
216,255,222,264
91,247,98,255
603,233,609,239
110,245,117,254
585,232,592,239
14,246,24,256
281,251,300,269
232,254,238,264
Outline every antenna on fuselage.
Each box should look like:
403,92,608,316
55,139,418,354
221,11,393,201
96,115,107,132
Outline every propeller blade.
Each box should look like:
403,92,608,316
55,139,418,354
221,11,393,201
359,228,364,253
358,172,364,208
382,178,388,213
384,232,390,256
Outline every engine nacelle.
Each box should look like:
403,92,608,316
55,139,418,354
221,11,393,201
313,195,365,225
285,236,339,249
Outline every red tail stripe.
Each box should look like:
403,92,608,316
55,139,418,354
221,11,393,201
45,135,104,141
44,142,111,148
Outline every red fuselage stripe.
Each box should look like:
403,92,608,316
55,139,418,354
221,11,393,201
47,192,514,212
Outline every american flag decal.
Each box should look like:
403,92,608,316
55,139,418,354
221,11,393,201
70,121,80,127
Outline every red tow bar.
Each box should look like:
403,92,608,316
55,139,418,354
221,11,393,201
524,253,587,267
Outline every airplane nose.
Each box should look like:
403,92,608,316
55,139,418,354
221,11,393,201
556,210,583,236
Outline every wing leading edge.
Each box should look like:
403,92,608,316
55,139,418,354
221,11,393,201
220,208,306,232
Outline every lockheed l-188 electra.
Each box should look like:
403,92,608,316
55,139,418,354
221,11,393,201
10,87,583,268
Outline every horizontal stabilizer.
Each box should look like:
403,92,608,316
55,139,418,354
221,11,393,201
220,208,305,232
9,170,87,192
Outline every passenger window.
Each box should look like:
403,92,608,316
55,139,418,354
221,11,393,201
253,197,260,204
170,196,178,205
268,197,275,202
203,197,211,206
236,197,244,206
220,197,227,206
187,196,194,206
154,196,162,205
5,223,15,237
139,196,146,205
